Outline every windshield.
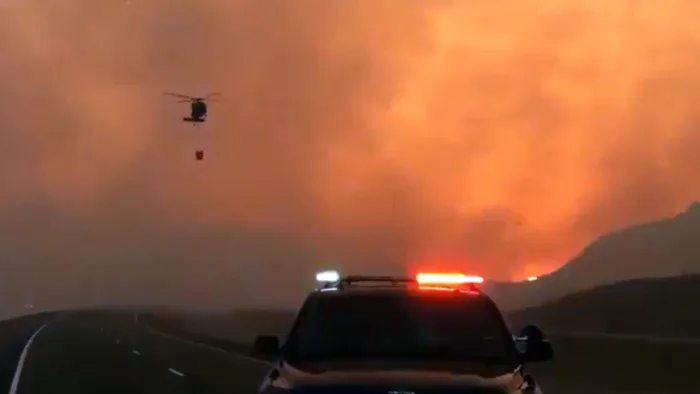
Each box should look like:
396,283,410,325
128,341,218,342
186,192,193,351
285,291,515,363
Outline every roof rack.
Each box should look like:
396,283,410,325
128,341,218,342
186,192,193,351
320,275,416,289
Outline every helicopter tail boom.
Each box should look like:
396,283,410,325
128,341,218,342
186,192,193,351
183,117,206,123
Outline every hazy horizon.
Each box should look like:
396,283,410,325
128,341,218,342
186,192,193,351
2,1,700,311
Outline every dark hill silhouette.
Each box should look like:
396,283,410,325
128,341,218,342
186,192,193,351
142,276,700,344
141,276,700,344
485,202,700,310
506,274,700,338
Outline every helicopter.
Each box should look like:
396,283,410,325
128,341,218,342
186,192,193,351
164,92,221,160
164,92,221,124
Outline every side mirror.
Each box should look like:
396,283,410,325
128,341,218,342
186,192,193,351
252,335,280,357
515,325,553,362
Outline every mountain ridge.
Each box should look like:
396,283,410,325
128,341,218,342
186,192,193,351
506,274,700,337
486,201,700,310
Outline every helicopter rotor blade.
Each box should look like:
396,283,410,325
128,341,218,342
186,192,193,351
204,92,222,100
164,92,195,100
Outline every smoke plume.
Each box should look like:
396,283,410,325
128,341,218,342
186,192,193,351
1,0,700,309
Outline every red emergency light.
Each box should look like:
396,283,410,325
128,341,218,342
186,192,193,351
416,272,484,285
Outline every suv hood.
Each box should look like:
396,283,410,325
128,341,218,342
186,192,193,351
269,361,523,393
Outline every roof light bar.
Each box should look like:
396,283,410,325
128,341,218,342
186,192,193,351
316,270,340,282
416,272,484,285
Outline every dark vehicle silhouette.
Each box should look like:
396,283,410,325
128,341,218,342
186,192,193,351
253,274,553,394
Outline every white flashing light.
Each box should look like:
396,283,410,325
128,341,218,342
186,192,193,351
316,270,340,282
527,276,538,282
416,272,484,285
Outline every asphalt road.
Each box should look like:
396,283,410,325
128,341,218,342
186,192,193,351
4,311,272,394
0,312,56,392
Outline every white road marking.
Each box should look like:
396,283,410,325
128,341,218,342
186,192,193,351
132,350,140,356
9,323,49,394
168,368,185,377
133,312,273,366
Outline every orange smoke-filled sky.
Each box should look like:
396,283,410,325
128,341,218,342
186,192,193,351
1,0,700,310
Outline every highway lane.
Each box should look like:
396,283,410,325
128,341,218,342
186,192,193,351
12,312,272,394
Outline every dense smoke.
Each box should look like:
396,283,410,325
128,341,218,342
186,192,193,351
1,0,700,309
